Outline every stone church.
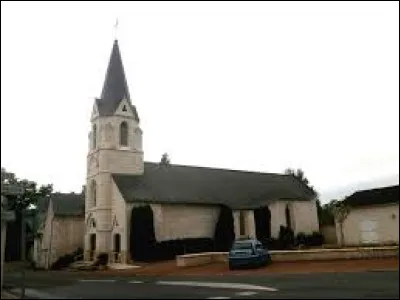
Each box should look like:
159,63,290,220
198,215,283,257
35,39,319,267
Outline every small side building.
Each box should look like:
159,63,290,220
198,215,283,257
336,185,399,246
33,193,84,269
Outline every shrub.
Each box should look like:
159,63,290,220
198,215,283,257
132,237,215,262
94,252,109,267
295,232,307,246
254,206,272,245
278,226,294,250
130,205,156,261
73,247,84,260
213,205,235,251
309,231,324,246
265,238,282,250
51,254,75,270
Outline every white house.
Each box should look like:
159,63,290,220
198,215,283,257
336,185,399,246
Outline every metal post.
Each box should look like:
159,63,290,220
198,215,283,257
1,218,7,295
20,210,25,299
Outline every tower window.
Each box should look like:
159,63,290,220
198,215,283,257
92,124,97,149
120,121,128,146
122,105,127,112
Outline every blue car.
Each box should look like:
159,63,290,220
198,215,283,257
228,238,272,270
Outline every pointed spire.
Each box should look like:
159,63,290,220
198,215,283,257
100,39,131,109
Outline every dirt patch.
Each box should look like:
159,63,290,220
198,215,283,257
88,257,399,277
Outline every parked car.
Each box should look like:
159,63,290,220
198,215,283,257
228,238,272,270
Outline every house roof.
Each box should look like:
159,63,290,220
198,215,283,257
96,39,139,121
50,192,85,216
112,162,316,209
344,185,399,207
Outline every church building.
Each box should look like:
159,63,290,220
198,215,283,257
83,39,319,264
34,39,319,267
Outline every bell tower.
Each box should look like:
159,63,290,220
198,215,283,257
84,39,143,261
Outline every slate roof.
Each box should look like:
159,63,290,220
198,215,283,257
96,39,139,121
112,162,316,209
50,193,85,217
344,185,399,207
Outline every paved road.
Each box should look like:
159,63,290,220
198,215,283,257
3,270,399,299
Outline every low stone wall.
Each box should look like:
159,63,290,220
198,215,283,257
176,246,399,267
269,246,399,262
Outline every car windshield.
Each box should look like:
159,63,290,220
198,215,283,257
232,242,253,250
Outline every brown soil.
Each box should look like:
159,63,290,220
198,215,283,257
88,257,399,277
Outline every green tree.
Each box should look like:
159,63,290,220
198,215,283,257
160,153,171,166
331,200,350,246
1,167,52,212
317,199,337,226
284,168,316,194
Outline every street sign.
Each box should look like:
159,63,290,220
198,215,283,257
1,184,24,195
1,210,16,222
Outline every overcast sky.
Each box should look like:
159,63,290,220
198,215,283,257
1,1,399,202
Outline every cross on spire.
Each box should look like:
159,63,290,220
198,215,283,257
114,18,119,40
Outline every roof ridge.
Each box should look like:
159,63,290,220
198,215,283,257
352,184,399,196
143,161,286,176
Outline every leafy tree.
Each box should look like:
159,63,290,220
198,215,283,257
160,153,171,166
317,199,336,226
331,200,350,246
1,167,53,212
284,168,316,194
2,167,53,260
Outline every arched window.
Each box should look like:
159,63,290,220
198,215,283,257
92,124,97,149
120,121,128,146
91,180,96,207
